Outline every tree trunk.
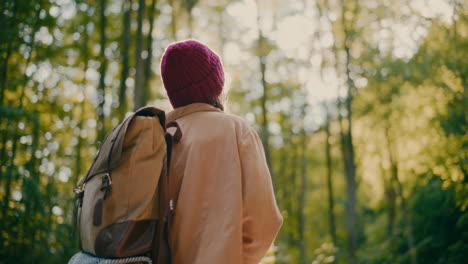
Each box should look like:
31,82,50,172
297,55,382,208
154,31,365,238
340,0,359,261
21,113,40,254
143,0,157,100
255,1,271,169
44,180,55,250
379,157,397,262
328,1,357,256
258,54,270,168
316,0,337,248
0,2,18,184
0,1,17,106
76,7,91,185
169,0,177,40
336,59,358,264
217,0,225,59
133,0,145,110
298,106,308,264
289,141,300,251
119,0,132,120
188,8,193,38
343,41,358,264
1,2,41,219
0,41,13,106
97,0,108,142
324,108,337,246
277,113,289,191
384,126,418,264
0,122,9,184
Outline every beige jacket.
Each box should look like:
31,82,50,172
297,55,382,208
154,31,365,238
165,103,283,264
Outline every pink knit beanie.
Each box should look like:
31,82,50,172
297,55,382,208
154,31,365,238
160,40,225,108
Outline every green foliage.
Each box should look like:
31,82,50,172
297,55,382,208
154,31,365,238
409,175,468,264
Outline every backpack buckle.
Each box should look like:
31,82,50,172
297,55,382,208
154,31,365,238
100,173,112,200
101,172,112,185
74,183,86,207
74,183,86,195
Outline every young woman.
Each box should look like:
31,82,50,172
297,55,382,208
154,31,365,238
161,40,283,264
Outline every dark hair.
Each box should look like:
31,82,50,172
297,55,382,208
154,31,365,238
210,97,224,111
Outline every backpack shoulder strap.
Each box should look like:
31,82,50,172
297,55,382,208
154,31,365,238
154,121,182,263
165,121,182,212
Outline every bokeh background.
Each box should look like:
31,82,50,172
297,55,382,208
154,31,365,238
0,0,467,263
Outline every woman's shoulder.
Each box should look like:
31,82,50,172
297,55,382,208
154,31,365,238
221,112,251,127
214,112,255,133
186,110,255,139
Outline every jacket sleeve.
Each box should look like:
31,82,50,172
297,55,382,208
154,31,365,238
239,126,283,264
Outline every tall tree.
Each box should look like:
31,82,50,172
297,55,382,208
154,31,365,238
338,0,359,261
298,104,308,264
181,0,198,37
133,0,145,110
0,0,17,106
254,0,271,169
315,0,338,248
168,0,178,40
384,124,418,264
380,157,397,261
1,0,43,220
216,0,226,59
75,4,91,187
97,0,108,142
324,105,337,246
119,0,132,119
0,0,19,184
143,0,158,99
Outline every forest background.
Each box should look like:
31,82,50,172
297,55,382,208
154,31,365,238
0,0,467,263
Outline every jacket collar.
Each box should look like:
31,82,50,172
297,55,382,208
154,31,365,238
166,103,223,123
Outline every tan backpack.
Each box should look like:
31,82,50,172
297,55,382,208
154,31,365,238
74,106,182,263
